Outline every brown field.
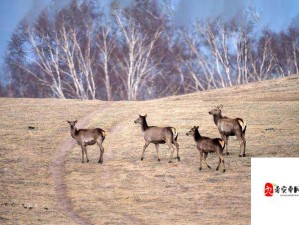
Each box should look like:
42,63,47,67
1,75,299,225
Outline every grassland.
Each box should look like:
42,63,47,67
1,75,299,224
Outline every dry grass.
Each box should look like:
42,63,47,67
1,75,299,224
0,99,104,224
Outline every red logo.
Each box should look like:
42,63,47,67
265,183,274,197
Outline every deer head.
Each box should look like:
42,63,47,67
134,114,147,124
186,126,199,136
67,120,78,127
208,105,223,115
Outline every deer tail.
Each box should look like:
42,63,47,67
171,127,178,141
218,139,225,151
102,130,106,141
237,119,247,134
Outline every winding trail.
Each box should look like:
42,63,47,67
51,136,90,225
50,104,144,224
50,107,106,225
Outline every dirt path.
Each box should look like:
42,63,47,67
50,107,106,225
51,136,90,225
50,105,144,225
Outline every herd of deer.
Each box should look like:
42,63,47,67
67,105,247,173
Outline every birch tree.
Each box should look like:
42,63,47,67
7,2,99,99
232,27,250,84
96,26,116,100
248,29,275,81
205,20,233,87
113,9,163,100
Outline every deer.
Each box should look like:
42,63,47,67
208,105,247,157
67,120,106,163
134,114,180,163
186,126,226,172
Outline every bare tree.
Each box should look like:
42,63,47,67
200,20,233,87
248,29,275,81
96,27,116,100
25,24,66,99
113,9,163,100
231,27,250,84
290,28,299,75
7,2,100,99
4,0,299,100
55,19,97,99
182,30,218,90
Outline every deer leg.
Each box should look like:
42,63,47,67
173,141,180,161
84,146,90,163
141,142,150,161
216,157,225,172
81,145,85,163
220,155,225,173
155,144,160,162
199,151,203,171
242,135,246,157
222,135,229,155
216,149,225,172
98,146,104,164
203,152,211,169
236,134,245,157
167,141,175,163
96,139,104,164
216,158,221,171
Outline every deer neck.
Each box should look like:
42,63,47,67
194,129,201,141
213,113,223,126
141,119,149,132
70,126,78,139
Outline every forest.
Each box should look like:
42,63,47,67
1,0,299,100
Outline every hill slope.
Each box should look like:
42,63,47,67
1,75,299,224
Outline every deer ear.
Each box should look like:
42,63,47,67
217,104,223,109
74,120,78,123
144,114,147,117
67,120,71,124
196,126,199,129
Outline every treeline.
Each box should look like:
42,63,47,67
2,0,299,100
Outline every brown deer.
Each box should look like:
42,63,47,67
208,105,247,157
67,120,106,163
186,126,225,172
134,114,180,163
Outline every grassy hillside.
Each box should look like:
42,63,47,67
1,75,299,224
